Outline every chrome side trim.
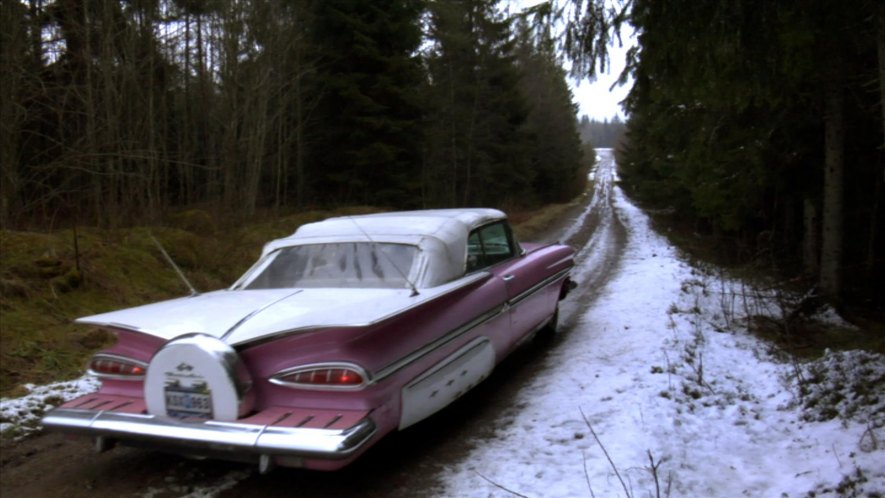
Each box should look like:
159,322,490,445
372,305,504,383
546,255,575,270
100,322,147,334
507,268,571,308
233,273,490,348
42,408,376,460
372,268,570,384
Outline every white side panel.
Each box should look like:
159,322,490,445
399,338,495,430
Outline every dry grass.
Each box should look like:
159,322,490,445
510,203,572,241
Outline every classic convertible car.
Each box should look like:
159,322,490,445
42,209,575,472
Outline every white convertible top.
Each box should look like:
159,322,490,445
257,209,507,287
81,209,512,344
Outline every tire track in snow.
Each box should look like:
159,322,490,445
559,148,627,330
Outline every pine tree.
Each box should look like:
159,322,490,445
424,0,531,207
583,0,885,300
306,0,425,207
515,18,584,203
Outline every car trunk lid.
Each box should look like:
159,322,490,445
76,287,421,345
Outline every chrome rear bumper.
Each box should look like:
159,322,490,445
42,405,376,471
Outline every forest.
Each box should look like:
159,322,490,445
3,0,884,306
1,0,586,229
578,115,625,148
607,1,885,304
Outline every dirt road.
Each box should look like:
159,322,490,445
0,150,627,498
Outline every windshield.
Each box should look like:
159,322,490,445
243,243,418,289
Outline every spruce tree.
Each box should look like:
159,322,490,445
306,0,425,207
424,0,531,207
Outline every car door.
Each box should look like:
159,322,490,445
467,222,546,350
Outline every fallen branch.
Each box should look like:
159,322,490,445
580,407,632,498
583,450,597,498
473,470,530,498
646,449,672,498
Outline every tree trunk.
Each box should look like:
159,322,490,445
0,2,26,227
803,197,819,277
879,3,885,149
819,81,844,300
869,3,885,271
295,69,305,207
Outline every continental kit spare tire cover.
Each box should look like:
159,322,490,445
145,334,254,421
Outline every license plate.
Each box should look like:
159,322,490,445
165,387,213,419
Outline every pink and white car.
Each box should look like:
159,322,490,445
42,209,575,472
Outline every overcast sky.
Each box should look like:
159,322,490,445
569,42,633,121
510,0,635,121
569,32,634,121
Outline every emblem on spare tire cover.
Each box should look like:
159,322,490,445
144,334,254,421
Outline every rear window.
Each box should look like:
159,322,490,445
243,243,417,289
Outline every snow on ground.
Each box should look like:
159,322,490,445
441,183,885,497
0,375,98,437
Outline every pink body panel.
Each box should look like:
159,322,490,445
238,242,572,444
61,393,147,414
237,406,370,431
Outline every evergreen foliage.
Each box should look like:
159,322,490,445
423,0,532,207
0,0,585,227
306,0,425,207
515,19,586,203
599,0,884,301
578,115,625,148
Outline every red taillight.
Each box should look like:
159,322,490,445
88,354,147,380
271,365,368,389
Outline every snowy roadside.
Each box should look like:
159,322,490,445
441,181,884,497
0,376,98,438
